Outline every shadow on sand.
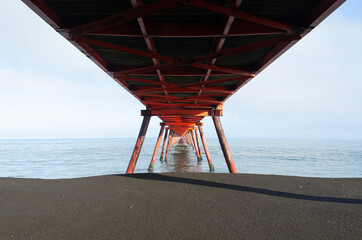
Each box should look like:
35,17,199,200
121,173,362,205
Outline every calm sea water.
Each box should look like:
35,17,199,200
0,138,361,179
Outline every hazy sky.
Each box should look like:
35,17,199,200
0,1,361,139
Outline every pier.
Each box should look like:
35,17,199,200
22,0,345,173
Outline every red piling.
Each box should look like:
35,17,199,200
212,116,237,173
126,115,151,174
183,133,192,147
148,123,165,171
198,124,215,171
191,130,202,162
188,132,195,150
164,130,173,161
159,128,169,161
194,128,203,161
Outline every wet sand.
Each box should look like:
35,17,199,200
0,173,361,239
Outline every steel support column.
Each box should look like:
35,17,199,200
194,128,203,161
212,116,237,173
159,128,169,161
188,132,195,149
126,115,151,174
198,125,215,171
164,130,173,161
191,130,201,162
148,123,165,171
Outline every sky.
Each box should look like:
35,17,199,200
0,1,361,140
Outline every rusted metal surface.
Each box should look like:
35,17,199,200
212,116,237,173
126,115,151,174
190,130,201,161
159,128,169,161
148,123,165,171
194,129,203,162
198,125,215,171
164,130,173,161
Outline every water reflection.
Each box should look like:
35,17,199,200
160,142,202,172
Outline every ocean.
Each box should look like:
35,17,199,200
0,138,361,179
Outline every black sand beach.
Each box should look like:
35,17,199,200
0,173,361,239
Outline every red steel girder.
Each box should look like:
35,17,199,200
142,109,222,117
69,0,179,37
115,63,252,76
142,101,215,108
133,86,233,94
130,0,172,105
307,0,346,28
179,0,293,32
118,76,164,86
22,0,61,28
193,34,301,63
112,66,248,76
143,98,221,104
129,75,248,91
113,34,300,76
195,0,243,104
77,37,174,62
140,94,227,102
191,63,253,76
167,123,197,126
82,18,284,37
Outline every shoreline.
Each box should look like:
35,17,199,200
1,173,361,239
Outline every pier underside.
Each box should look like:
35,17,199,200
23,0,345,173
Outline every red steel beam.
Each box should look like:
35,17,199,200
180,0,293,32
190,93,230,98
132,75,248,92
118,75,165,86
142,109,222,117
22,0,62,28
195,0,243,104
77,37,174,62
192,63,252,76
85,19,284,37
167,123,197,126
145,99,221,104
142,101,215,107
113,34,300,76
116,62,180,76
130,0,173,106
151,107,214,110
69,0,179,37
307,0,346,28
135,93,173,99
115,63,251,76
133,86,233,94
164,121,202,124
142,97,220,103
193,34,301,63
112,66,243,76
